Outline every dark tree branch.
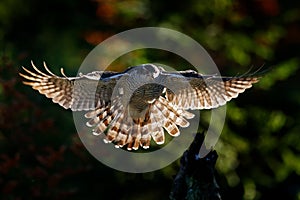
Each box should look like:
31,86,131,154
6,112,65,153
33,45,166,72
169,132,221,200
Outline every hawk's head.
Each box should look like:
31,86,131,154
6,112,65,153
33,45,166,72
138,64,162,79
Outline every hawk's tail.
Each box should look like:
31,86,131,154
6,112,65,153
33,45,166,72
85,96,195,150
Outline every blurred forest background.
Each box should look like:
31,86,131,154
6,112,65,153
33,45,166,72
0,0,300,199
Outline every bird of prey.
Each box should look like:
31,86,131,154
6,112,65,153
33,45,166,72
20,62,260,150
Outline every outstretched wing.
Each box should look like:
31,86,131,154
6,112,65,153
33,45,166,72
162,70,260,110
19,61,123,111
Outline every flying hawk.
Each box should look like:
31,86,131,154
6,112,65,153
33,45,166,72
20,62,260,150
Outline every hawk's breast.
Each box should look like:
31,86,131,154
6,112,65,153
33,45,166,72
128,83,165,121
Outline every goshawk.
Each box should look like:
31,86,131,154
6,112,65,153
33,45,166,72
20,62,260,150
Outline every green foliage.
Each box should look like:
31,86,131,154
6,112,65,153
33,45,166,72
259,58,299,89
1,0,300,199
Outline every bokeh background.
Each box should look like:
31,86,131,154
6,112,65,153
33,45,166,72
1,0,300,199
